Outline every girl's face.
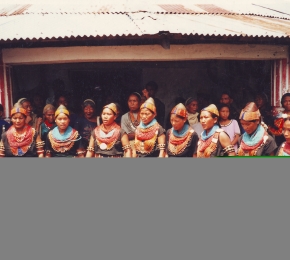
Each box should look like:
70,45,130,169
83,105,95,120
11,113,26,129
101,108,116,126
240,119,259,135
55,113,70,131
283,120,290,144
186,101,198,114
200,111,217,131
21,101,33,115
219,107,230,120
140,108,155,125
170,114,186,132
44,109,55,124
282,96,290,112
128,95,140,112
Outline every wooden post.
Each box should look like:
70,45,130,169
0,49,13,118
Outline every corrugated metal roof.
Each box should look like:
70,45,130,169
0,3,290,41
0,3,290,17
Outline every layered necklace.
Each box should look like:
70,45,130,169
197,125,220,158
48,126,80,153
168,124,194,155
135,119,159,154
129,111,140,128
238,124,267,156
94,122,121,150
6,125,35,156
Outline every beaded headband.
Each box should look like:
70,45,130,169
239,109,261,121
11,107,27,117
202,104,219,117
103,103,118,115
140,97,156,114
171,103,188,118
55,105,70,118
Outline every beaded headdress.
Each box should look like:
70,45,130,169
55,105,70,118
103,103,118,115
43,104,55,114
202,104,219,117
140,97,156,114
239,103,261,121
171,103,188,118
11,105,27,117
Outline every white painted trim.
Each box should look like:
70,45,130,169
8,66,13,112
2,44,289,65
286,59,289,95
3,65,8,117
279,60,282,105
273,60,276,106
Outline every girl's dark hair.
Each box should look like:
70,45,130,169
281,93,290,107
218,103,230,111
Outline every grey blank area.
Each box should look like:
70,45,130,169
0,159,289,260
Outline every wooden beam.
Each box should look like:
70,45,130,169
2,44,288,65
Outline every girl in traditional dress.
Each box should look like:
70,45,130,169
73,99,98,149
276,117,290,156
40,104,56,143
197,104,236,157
45,105,85,157
86,103,131,158
121,92,142,157
238,102,277,156
134,97,166,157
218,104,241,153
0,104,44,157
166,103,199,157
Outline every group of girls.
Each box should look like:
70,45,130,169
1,92,290,158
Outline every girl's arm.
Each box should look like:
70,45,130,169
36,134,44,158
121,133,132,158
219,131,236,156
0,140,5,157
86,136,95,158
157,134,166,157
231,133,240,146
